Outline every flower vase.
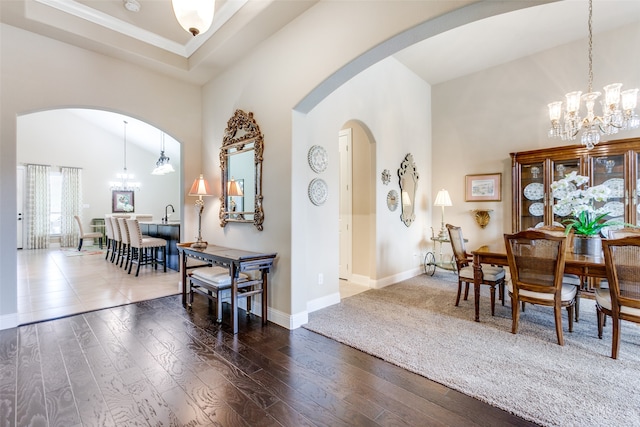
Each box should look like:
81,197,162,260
573,235,602,256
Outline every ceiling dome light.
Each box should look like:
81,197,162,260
172,0,215,37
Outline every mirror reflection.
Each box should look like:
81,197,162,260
398,153,419,227
220,110,264,230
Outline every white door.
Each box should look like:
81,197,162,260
17,166,24,249
339,129,352,280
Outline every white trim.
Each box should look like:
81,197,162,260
34,0,247,58
0,313,18,330
349,274,371,287
268,306,307,330
370,268,423,289
307,292,340,314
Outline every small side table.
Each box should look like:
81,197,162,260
424,235,467,275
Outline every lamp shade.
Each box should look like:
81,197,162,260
172,0,214,36
227,179,243,197
189,174,212,197
434,189,452,207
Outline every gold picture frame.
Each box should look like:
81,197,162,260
465,173,501,202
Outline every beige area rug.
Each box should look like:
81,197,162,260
304,272,640,427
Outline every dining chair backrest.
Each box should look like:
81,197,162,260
73,215,84,236
126,219,143,248
602,236,640,311
110,217,122,242
117,217,130,245
609,227,640,239
504,230,567,296
104,216,113,240
446,224,469,270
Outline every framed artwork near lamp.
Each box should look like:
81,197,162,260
465,173,501,202
112,190,135,213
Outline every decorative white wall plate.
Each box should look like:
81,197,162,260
308,178,328,206
308,145,328,173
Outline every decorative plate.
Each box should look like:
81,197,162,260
308,145,328,173
553,203,572,217
381,169,391,185
523,183,544,201
600,217,624,238
553,182,576,199
603,201,624,217
386,190,399,211
528,202,544,216
308,178,328,206
602,178,624,198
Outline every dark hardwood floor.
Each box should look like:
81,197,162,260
0,295,536,426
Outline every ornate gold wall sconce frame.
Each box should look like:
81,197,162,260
471,209,493,229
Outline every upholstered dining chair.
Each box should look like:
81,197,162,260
117,217,132,270
104,216,115,261
598,236,640,359
126,219,167,276
446,224,506,316
109,217,122,264
504,230,576,345
73,215,103,251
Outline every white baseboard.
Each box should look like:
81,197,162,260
307,292,341,313
268,306,308,329
0,312,18,330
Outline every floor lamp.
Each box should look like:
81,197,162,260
434,189,452,239
189,174,212,249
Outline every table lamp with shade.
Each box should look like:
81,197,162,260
189,174,212,249
434,189,452,239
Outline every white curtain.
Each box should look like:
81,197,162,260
60,167,82,248
26,164,50,249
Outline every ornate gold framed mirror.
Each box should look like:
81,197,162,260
219,109,264,231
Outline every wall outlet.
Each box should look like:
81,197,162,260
318,273,324,285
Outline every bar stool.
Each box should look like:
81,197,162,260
104,216,115,261
110,217,122,264
117,217,132,270
126,219,167,276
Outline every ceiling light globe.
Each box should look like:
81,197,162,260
172,0,215,37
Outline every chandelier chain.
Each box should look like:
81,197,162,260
587,0,593,93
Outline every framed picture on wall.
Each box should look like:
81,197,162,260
465,173,502,202
112,190,135,213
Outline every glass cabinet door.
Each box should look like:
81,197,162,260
551,159,580,226
636,152,640,226
592,154,626,235
520,162,545,230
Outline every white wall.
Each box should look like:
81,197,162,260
432,22,640,256
17,110,181,228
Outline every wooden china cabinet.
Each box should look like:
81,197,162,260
511,137,640,233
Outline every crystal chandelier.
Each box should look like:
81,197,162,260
110,120,141,191
151,131,175,175
547,0,639,150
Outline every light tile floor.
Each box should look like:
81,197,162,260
16,245,181,325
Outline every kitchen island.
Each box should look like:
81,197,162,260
139,221,180,271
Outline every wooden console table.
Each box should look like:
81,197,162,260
177,243,277,334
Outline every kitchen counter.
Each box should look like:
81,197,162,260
139,222,181,271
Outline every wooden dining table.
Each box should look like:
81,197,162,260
471,242,607,322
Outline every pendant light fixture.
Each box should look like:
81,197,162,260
172,0,215,37
547,0,639,150
151,131,175,175
110,120,140,191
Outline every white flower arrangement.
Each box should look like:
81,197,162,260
550,171,612,236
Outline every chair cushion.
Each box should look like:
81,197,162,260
191,266,248,286
140,237,167,248
508,280,577,302
595,288,640,317
562,274,582,286
459,265,505,282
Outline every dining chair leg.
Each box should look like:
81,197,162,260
511,297,519,334
597,308,604,339
455,282,463,306
612,316,621,359
554,305,564,346
490,285,496,316
567,305,574,333
463,283,470,301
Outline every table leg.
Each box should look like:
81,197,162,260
231,264,239,334
181,251,188,306
262,269,268,326
473,253,482,322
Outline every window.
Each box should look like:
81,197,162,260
50,172,62,235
